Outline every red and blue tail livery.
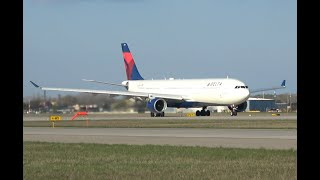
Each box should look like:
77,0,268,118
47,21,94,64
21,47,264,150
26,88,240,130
121,43,144,80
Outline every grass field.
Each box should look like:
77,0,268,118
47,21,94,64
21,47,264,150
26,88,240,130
23,119,296,129
24,142,296,180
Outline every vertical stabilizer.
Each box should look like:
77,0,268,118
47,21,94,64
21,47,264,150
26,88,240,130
121,43,144,80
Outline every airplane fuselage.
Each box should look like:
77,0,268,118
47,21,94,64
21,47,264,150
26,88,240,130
124,78,250,107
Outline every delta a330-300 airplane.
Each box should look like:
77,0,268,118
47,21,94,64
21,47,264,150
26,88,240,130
30,43,286,117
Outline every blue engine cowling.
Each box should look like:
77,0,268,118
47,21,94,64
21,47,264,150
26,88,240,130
146,98,167,113
228,102,247,112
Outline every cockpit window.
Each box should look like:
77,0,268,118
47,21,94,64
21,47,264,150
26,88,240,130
235,86,249,89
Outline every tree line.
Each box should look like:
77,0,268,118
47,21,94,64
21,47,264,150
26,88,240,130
23,93,146,113
23,93,297,113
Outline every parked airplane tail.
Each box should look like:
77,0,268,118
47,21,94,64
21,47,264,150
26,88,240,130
121,43,144,80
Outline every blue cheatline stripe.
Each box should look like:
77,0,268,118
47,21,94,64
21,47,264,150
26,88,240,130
169,102,200,108
130,64,144,80
121,43,130,52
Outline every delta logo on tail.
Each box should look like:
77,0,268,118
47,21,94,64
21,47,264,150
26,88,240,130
121,43,144,80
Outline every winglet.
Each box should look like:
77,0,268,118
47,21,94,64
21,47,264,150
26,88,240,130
30,81,40,88
281,80,286,87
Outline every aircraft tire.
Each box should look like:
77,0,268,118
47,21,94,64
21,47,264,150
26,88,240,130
200,110,206,116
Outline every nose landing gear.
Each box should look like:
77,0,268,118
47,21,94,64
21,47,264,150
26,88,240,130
229,104,238,116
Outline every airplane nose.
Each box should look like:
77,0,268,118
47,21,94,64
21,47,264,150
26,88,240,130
241,89,250,101
245,89,250,98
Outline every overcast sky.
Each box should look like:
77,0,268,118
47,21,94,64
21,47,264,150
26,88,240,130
24,0,296,97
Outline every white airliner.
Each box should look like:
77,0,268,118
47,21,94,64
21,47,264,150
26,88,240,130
30,43,286,117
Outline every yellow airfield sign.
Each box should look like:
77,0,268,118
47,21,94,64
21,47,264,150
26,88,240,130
186,113,196,117
50,116,62,121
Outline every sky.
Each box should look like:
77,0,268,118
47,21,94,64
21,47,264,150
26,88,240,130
23,0,297,98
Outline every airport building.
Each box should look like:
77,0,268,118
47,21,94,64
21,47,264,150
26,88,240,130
245,98,276,112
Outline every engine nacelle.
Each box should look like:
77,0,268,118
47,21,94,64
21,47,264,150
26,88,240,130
228,102,248,112
146,98,167,113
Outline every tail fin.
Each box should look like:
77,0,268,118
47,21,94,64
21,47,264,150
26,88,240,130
121,43,144,80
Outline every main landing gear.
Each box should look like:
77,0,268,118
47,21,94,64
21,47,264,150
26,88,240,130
196,106,210,116
150,112,165,117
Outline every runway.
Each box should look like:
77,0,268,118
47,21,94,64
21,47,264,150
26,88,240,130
24,127,296,150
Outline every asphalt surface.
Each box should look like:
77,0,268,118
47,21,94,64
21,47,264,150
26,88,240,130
24,127,296,149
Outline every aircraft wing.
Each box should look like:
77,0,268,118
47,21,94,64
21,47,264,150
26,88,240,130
250,80,286,93
30,81,187,101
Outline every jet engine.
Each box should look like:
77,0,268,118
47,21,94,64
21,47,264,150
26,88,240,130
146,98,167,113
